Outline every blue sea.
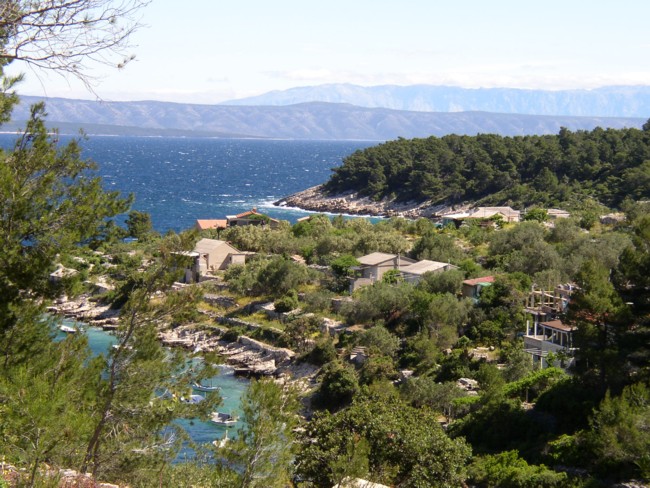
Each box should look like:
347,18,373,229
0,134,376,232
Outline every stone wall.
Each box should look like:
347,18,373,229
238,335,295,364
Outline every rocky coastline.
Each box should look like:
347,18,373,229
274,184,454,219
48,294,317,385
48,294,120,329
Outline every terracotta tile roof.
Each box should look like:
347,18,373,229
231,208,280,223
235,209,258,218
195,219,227,230
463,276,495,286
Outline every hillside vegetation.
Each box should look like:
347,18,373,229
324,123,650,209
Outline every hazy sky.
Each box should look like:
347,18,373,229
7,0,650,104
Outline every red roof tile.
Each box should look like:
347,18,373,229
196,219,227,230
462,276,495,286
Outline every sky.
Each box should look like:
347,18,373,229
6,0,650,104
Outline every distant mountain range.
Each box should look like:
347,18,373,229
223,84,650,118
4,89,647,141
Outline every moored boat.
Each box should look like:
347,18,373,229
181,394,205,404
59,324,78,334
192,381,221,392
210,411,238,425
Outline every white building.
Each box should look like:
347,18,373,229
523,319,577,369
399,259,458,284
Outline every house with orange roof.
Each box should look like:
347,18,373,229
226,208,281,229
195,219,227,231
461,276,495,301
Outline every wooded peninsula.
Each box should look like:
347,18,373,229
279,124,650,219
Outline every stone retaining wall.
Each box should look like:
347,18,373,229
238,335,295,364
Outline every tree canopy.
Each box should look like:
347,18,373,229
324,126,650,209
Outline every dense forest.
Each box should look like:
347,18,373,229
324,124,650,209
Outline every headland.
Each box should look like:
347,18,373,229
274,184,452,219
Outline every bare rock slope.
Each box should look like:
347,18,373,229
275,185,454,219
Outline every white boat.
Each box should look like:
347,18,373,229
59,324,78,334
210,411,238,425
212,429,230,448
192,381,221,392
181,394,205,404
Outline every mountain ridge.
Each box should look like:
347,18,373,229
222,83,650,118
9,95,646,141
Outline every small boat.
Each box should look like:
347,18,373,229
192,381,221,393
210,411,238,425
212,429,230,448
59,324,78,334
181,394,205,404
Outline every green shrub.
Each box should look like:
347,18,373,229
469,451,568,487
222,326,244,342
274,290,299,313
308,338,338,366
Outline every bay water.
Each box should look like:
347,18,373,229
56,320,247,459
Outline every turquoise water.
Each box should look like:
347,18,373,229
54,319,118,354
57,319,248,458
175,364,248,459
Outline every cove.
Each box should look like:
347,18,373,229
56,318,249,460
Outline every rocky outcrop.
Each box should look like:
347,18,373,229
47,294,120,329
218,336,296,376
274,185,454,219
158,324,310,380
53,296,314,383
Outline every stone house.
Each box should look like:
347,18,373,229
184,238,248,283
349,252,417,292
441,206,521,226
546,208,570,220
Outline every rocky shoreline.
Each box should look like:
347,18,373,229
274,184,453,219
48,295,120,329
49,294,317,386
